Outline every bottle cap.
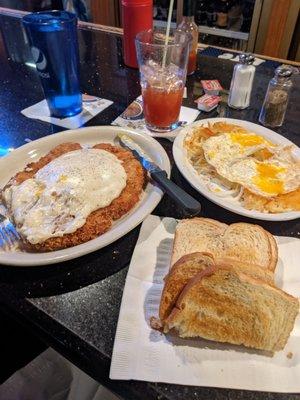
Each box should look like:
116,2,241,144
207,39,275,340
275,66,293,78
183,0,196,17
239,53,255,65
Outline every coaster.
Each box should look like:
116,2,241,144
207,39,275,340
112,96,200,139
21,94,113,129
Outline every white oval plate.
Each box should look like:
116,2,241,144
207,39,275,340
173,117,300,221
0,126,170,266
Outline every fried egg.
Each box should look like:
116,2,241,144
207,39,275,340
203,131,275,174
3,149,127,244
228,158,299,196
202,131,300,197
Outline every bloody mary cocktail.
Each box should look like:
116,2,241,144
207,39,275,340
135,29,190,133
142,84,184,130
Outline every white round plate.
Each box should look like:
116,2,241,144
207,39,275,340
0,126,170,266
173,117,300,221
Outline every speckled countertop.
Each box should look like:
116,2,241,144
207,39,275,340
0,12,300,400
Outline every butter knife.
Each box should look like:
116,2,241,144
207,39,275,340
118,134,201,216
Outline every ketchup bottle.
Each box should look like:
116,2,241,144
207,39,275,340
122,0,153,68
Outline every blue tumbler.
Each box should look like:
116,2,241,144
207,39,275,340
23,11,82,118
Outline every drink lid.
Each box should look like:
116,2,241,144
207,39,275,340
275,66,293,78
239,53,255,65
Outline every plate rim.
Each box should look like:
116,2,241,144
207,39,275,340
0,126,170,266
173,117,300,222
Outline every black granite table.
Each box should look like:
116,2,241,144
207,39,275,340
0,9,300,400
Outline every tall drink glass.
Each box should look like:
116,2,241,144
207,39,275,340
23,11,82,118
135,29,190,133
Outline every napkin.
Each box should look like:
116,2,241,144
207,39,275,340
110,215,300,392
21,95,113,129
112,96,200,139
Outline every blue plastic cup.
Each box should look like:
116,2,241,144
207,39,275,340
23,11,82,118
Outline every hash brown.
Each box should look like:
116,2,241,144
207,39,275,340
2,142,146,252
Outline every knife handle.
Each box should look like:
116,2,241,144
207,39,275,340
151,170,201,216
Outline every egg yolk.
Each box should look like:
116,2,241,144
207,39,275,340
252,163,285,195
229,132,273,148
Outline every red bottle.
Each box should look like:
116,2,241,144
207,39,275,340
122,0,153,68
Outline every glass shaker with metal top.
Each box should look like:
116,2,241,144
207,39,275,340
259,67,293,127
228,53,256,109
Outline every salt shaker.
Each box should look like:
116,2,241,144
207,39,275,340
228,53,255,109
259,67,293,127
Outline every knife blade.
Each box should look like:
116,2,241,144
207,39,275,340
117,134,201,216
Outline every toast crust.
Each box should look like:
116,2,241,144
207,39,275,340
159,252,215,321
265,231,278,272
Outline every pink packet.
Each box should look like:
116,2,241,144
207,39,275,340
201,80,223,95
195,94,221,112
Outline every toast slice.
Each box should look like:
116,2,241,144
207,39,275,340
222,223,277,272
159,253,215,321
171,218,227,266
171,218,277,272
265,230,278,272
164,266,299,352
159,252,275,321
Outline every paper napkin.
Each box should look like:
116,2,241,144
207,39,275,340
110,215,300,392
21,95,113,129
112,96,200,139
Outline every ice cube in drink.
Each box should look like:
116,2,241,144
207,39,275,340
141,62,184,132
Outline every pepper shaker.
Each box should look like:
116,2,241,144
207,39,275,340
259,67,293,127
228,53,256,109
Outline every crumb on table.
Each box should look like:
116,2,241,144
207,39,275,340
287,352,293,359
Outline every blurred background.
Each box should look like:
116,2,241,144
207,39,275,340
0,0,299,61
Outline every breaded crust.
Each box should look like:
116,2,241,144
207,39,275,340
2,142,146,252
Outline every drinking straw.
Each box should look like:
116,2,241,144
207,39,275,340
162,0,175,68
